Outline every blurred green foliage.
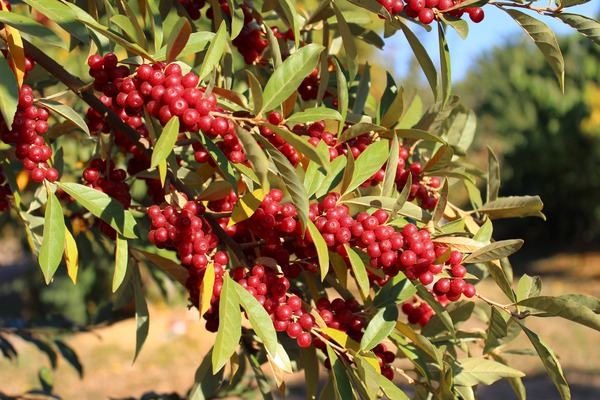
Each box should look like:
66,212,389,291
457,33,600,250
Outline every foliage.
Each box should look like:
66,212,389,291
0,0,599,399
458,31,600,249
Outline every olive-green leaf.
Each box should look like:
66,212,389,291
307,220,330,281
487,146,500,203
22,0,89,44
165,17,192,65
36,99,90,136
346,0,390,19
483,307,509,355
39,192,66,284
196,132,238,195
343,140,389,195
477,196,545,220
0,53,19,128
517,296,600,331
234,126,269,189
333,2,358,82
262,123,330,171
277,0,301,47
132,266,149,363
261,43,324,113
151,117,180,168
198,23,228,81
233,280,277,356
373,274,416,308
113,234,129,292
360,305,398,351
453,358,525,387
438,23,451,107
345,245,370,299
398,19,438,99
212,275,241,373
554,13,600,45
153,32,213,61
415,284,455,337
0,11,67,49
558,0,591,7
285,107,343,125
516,322,571,400
504,9,565,92
463,239,524,264
257,136,310,231
327,346,354,398
56,182,137,239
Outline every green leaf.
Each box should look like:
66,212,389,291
373,274,416,308
487,146,500,203
483,307,509,355
63,227,78,284
113,234,129,292
431,179,448,226
315,155,347,198
246,70,264,116
379,368,410,399
489,353,527,400
334,58,349,135
130,247,188,287
257,136,310,231
56,182,137,239
342,140,389,195
261,43,325,113
247,352,274,400
342,195,430,222
307,220,330,281
262,123,330,171
517,296,600,331
132,266,149,363
165,17,192,64
381,133,399,197
345,245,370,299
196,132,238,195
39,192,66,284
504,9,565,92
558,0,591,8
394,321,443,366
554,13,600,45
233,279,277,356
379,74,404,128
424,145,453,172
353,62,371,115
35,99,90,136
0,53,19,128
443,104,476,156
304,159,327,198
398,19,438,99
278,0,301,47
0,11,67,49
151,117,180,168
234,126,269,190
22,0,89,44
438,23,451,107
226,0,244,40
360,305,398,351
286,107,343,125
145,0,163,54
516,273,542,302
38,366,53,392
153,32,213,61
516,322,571,400
212,275,241,373
347,0,390,19
415,284,455,337
555,294,600,313
189,350,224,400
300,346,320,400
111,15,146,49
439,14,469,39
333,2,358,82
421,300,475,337
463,239,524,263
484,260,517,303
198,23,228,81
453,358,525,387
477,196,545,220
327,346,355,398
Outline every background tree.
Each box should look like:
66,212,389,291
458,31,600,252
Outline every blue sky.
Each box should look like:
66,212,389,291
383,2,600,82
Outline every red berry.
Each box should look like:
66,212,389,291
297,332,313,348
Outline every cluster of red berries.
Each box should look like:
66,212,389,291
401,295,447,327
376,0,485,24
179,0,206,20
298,68,320,101
82,158,132,239
0,85,58,183
0,166,12,212
232,266,314,348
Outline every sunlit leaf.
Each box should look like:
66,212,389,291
35,99,90,136
112,234,128,292
39,192,65,284
165,17,192,64
212,275,241,373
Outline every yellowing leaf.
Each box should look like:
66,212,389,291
64,227,79,284
199,263,215,316
5,21,25,87
228,188,265,227
321,327,361,352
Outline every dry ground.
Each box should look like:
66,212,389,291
1,253,600,399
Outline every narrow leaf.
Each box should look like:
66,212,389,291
262,123,330,170
554,13,600,45
132,266,149,362
285,107,344,125
477,196,545,220
0,53,19,127
261,44,324,113
343,140,389,195
199,263,215,316
63,227,78,284
360,305,398,351
345,245,370,299
212,275,241,373
438,23,451,107
198,23,228,81
0,11,67,49
151,117,180,168
36,99,90,136
453,358,524,386
398,19,438,98
463,239,524,263
165,17,192,64
39,192,66,284
229,188,266,226
333,2,358,82
504,9,565,92
307,220,330,281
517,296,600,331
22,0,89,44
196,132,238,195
113,234,129,292
487,146,500,203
